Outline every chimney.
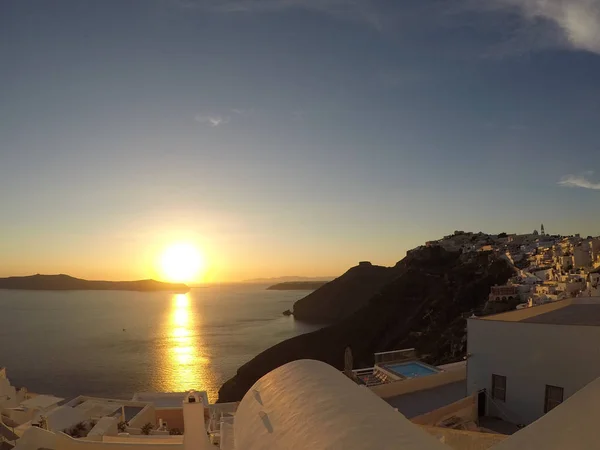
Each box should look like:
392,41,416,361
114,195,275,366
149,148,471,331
183,391,212,450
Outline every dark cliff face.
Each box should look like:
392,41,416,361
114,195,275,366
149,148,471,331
217,247,515,403
292,262,402,322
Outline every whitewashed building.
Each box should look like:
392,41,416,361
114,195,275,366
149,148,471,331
467,298,600,425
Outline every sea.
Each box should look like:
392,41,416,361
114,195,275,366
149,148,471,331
0,284,323,402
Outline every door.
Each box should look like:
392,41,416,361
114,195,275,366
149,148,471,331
478,389,487,417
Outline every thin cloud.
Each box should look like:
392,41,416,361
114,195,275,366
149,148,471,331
171,0,389,31
174,0,600,55
558,173,600,190
470,0,600,55
194,114,230,127
231,108,256,116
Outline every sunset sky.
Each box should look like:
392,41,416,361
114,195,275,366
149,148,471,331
2,0,600,283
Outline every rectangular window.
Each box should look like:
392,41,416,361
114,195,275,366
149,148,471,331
545,385,564,413
492,374,506,402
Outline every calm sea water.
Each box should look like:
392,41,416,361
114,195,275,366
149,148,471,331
0,285,322,402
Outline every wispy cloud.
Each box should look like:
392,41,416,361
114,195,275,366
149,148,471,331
467,0,600,55
194,114,230,127
171,0,393,31
558,172,600,189
174,0,600,55
231,108,256,116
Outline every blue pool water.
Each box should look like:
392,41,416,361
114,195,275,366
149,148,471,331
384,362,439,378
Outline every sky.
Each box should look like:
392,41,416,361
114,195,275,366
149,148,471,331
2,0,600,283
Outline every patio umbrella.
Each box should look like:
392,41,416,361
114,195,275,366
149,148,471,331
344,347,353,375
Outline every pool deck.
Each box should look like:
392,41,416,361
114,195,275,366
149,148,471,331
385,381,467,419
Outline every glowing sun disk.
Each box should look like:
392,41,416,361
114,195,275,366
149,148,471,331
160,243,204,283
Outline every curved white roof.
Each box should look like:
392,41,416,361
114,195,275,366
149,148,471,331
235,359,449,450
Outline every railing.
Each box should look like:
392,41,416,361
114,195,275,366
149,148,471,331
374,348,416,365
352,368,387,386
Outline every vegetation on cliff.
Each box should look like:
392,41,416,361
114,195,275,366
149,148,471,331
217,246,514,402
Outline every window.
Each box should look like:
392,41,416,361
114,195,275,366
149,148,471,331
492,374,506,401
545,385,564,413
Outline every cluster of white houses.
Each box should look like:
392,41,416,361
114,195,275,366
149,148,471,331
423,228,600,309
4,296,600,449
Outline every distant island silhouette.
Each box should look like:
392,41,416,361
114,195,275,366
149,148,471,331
0,274,189,292
267,281,329,291
244,276,335,283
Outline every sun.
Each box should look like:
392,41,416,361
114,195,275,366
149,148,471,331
160,243,204,283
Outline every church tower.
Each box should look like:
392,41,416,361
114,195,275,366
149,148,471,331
541,224,545,236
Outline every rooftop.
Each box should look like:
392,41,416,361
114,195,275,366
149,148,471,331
234,359,448,450
521,304,600,326
74,399,122,417
476,298,600,326
385,381,467,419
19,395,63,410
132,391,208,408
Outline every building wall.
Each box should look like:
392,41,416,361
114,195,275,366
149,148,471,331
591,239,600,261
0,376,19,409
154,409,184,432
56,433,182,450
467,318,600,425
411,394,477,426
12,425,58,450
127,406,156,429
6,407,38,428
88,417,119,438
574,247,592,268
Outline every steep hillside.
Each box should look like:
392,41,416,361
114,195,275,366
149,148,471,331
292,262,402,322
217,247,514,402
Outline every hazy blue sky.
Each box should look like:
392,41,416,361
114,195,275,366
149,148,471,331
2,0,600,281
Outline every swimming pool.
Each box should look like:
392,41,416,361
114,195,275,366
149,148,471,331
383,362,439,378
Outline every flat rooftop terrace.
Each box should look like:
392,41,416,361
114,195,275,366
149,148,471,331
521,304,600,326
477,298,600,326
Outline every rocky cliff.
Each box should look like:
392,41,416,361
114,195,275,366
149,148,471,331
217,246,514,403
292,261,402,322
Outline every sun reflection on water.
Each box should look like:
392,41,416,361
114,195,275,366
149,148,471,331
161,293,212,395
